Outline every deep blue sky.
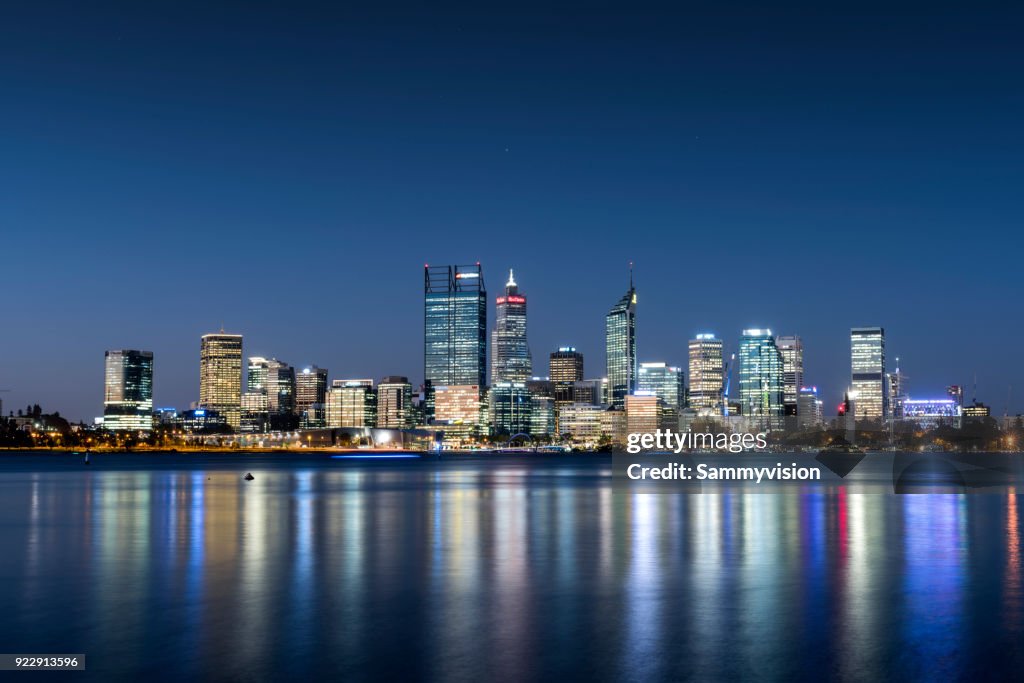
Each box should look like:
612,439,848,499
1,1,1022,421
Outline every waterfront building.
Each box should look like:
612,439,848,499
551,347,585,433
688,334,724,415
776,336,803,416
600,407,627,444
424,264,487,418
295,366,328,428
902,399,961,429
851,327,886,420
529,394,555,438
490,269,532,383
558,403,605,443
246,357,296,415
377,376,414,428
326,379,376,428
737,329,785,430
605,274,637,408
797,386,824,429
489,382,532,436
103,349,154,431
637,362,684,411
626,392,673,435
887,358,908,420
963,402,991,419
178,408,229,434
433,385,484,438
199,333,243,429
240,390,270,433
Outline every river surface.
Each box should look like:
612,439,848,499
0,452,1021,681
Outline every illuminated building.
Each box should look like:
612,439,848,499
377,376,414,428
529,394,555,437
903,399,961,429
550,347,584,433
963,402,990,419
489,382,532,435
179,408,229,434
626,392,672,435
103,349,154,431
688,334,723,414
433,385,484,438
199,333,242,429
947,385,964,408
887,358,907,420
797,386,823,429
247,357,295,415
737,329,785,429
240,390,270,433
637,362,684,412
424,264,487,419
295,366,328,427
776,336,803,416
850,327,886,420
490,269,532,383
558,403,604,443
600,407,627,445
326,379,376,428
606,274,637,408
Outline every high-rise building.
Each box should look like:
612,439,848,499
797,386,823,429
606,275,637,408
433,385,484,438
558,403,604,443
490,269,531,384
886,357,907,420
637,362,684,412
424,264,487,418
377,376,414,428
326,379,376,428
550,347,584,434
737,329,785,429
199,333,243,429
247,357,296,414
529,394,555,438
550,347,584,385
489,382,532,435
296,366,328,427
240,390,270,433
103,349,154,431
851,327,886,420
625,393,671,435
688,334,724,415
775,336,803,416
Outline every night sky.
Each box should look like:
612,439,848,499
2,1,1021,421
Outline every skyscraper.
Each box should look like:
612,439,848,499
851,327,886,420
688,334,724,415
424,264,487,418
103,349,154,431
295,366,328,427
797,386,823,429
605,273,637,409
200,333,242,429
377,376,414,428
247,357,295,414
637,362,684,411
550,346,584,433
490,269,531,384
326,379,376,428
737,329,785,429
489,381,532,435
775,336,804,416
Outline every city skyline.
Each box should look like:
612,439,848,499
3,4,1022,421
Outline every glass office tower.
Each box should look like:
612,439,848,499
605,277,637,409
200,333,243,429
103,349,154,431
637,362,684,411
490,269,532,384
851,326,886,420
424,264,487,419
737,329,785,429
775,335,803,416
295,366,328,427
688,334,724,414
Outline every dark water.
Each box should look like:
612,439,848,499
0,452,1021,681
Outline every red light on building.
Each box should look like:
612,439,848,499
837,402,847,416
496,297,506,304
506,296,525,304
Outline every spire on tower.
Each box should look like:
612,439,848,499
507,268,516,287
629,261,634,289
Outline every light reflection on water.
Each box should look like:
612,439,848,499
0,454,1021,681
